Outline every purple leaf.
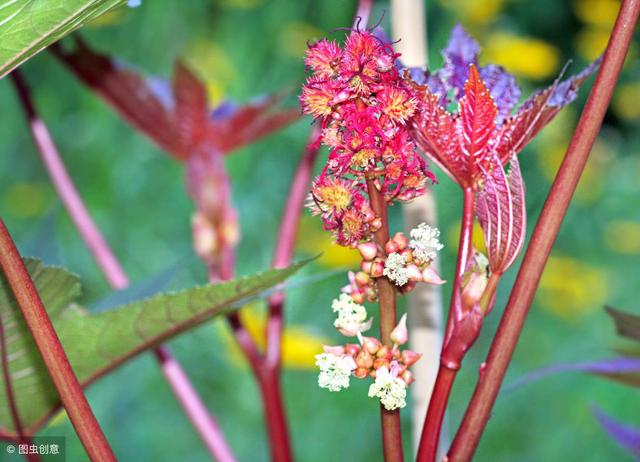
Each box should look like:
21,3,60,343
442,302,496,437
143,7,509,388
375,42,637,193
480,64,521,124
507,357,640,391
592,407,640,459
440,24,481,95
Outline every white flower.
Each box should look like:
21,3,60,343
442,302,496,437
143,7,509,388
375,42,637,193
368,365,407,410
383,252,410,286
332,294,372,336
315,353,356,392
409,223,444,263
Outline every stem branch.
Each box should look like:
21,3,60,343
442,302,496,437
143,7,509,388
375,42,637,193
11,70,236,462
416,187,475,462
0,220,117,462
367,179,404,462
448,2,640,459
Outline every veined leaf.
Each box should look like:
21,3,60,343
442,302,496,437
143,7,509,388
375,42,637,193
0,257,308,437
459,64,498,181
476,154,526,274
0,0,126,78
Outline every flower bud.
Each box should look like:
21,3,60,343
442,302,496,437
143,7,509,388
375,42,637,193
373,357,391,370
370,217,383,231
356,349,374,369
192,212,218,259
370,260,384,278
392,232,409,250
363,337,381,355
376,345,391,359
385,240,400,255
422,267,446,285
357,242,378,261
401,369,415,385
322,345,345,355
400,280,417,293
462,272,488,309
401,349,422,367
345,344,360,356
354,271,371,287
354,367,369,379
360,260,373,274
351,292,365,304
364,286,378,302
406,264,423,282
390,313,409,345
400,248,413,263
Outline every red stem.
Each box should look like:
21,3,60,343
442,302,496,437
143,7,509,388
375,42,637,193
0,220,117,462
10,70,237,462
354,0,373,29
367,179,404,462
416,187,474,462
447,2,640,460
265,127,321,369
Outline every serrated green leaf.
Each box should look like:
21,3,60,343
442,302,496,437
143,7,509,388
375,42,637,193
0,0,126,78
0,257,308,436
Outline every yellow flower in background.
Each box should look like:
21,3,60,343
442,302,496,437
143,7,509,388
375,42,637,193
217,301,330,370
576,27,611,61
297,216,362,268
278,22,325,58
612,82,640,120
182,41,237,107
3,182,52,219
573,0,620,27
605,221,640,255
483,33,560,80
538,255,608,319
447,220,487,255
436,0,506,25
538,139,614,204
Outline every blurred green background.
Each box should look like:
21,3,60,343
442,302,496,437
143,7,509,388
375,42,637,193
1,0,639,460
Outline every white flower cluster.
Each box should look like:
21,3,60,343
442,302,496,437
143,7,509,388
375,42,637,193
332,293,371,336
409,223,444,263
368,366,407,410
315,353,357,392
382,252,410,286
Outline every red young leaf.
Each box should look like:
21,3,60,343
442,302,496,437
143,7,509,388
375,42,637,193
52,39,298,161
458,64,498,182
173,62,209,155
494,60,599,164
51,39,183,155
410,88,460,183
476,153,526,274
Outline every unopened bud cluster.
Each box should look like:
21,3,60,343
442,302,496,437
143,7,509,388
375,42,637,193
343,224,445,303
316,307,422,410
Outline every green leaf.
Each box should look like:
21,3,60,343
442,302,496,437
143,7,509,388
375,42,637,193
0,258,308,437
605,305,640,343
0,0,126,78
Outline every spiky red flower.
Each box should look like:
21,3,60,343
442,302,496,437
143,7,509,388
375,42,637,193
301,30,435,247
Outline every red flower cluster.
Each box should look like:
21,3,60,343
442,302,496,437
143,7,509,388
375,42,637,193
302,31,435,247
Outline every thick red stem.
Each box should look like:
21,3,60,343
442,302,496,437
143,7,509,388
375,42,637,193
416,187,474,462
0,220,117,462
11,70,236,462
447,2,640,460
367,179,404,462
